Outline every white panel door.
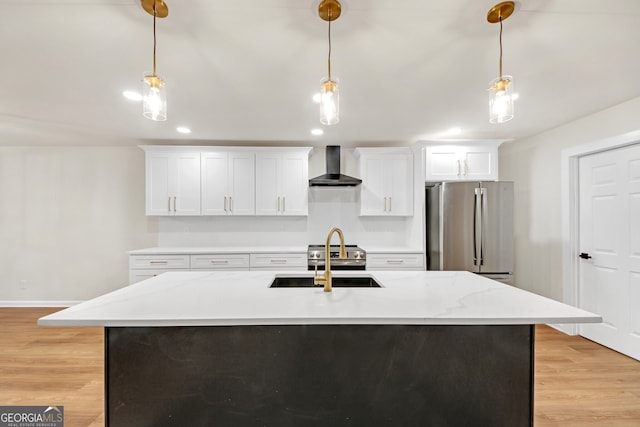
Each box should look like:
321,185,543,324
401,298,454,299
146,153,171,215
201,152,229,215
255,153,281,215
579,143,640,360
460,145,497,181
425,146,460,181
280,152,308,216
228,152,255,215
360,156,386,215
387,155,413,216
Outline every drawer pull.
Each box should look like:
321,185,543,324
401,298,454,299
149,261,169,265
270,259,288,264
386,259,405,264
210,260,229,264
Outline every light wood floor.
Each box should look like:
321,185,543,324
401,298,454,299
2,308,639,426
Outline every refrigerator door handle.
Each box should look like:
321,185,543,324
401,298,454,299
479,187,487,266
473,188,480,265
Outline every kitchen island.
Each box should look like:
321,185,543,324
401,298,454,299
39,271,600,427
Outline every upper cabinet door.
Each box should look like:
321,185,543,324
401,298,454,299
255,149,310,216
228,152,255,216
458,145,496,181
201,151,229,215
255,153,281,216
145,150,200,216
202,151,256,216
425,146,461,181
387,155,413,216
424,142,500,182
359,156,387,216
356,148,414,217
280,151,309,216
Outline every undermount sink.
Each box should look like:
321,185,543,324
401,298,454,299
270,275,382,288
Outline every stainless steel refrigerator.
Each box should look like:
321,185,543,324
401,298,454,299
426,181,514,284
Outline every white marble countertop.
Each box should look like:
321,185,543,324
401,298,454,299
39,271,600,327
129,246,308,255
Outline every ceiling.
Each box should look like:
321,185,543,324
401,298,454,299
2,0,640,147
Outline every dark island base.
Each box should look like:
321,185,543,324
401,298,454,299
106,324,534,427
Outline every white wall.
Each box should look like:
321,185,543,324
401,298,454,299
499,96,640,300
0,146,157,303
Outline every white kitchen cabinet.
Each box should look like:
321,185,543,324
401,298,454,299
201,150,255,216
144,148,201,216
366,253,425,270
255,148,311,216
249,253,307,271
128,254,190,284
424,141,500,182
355,148,413,216
190,254,250,270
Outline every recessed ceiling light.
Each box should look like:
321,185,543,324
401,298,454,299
511,93,520,101
312,93,321,103
176,127,191,134
123,90,142,101
311,128,324,136
444,127,462,136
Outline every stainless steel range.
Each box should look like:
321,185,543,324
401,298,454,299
307,244,366,271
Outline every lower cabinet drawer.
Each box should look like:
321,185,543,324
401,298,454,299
250,253,307,270
129,255,190,270
190,254,250,270
366,253,425,270
129,269,189,285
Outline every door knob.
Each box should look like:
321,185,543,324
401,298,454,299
579,252,592,259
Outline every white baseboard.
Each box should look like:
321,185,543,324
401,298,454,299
546,323,578,336
0,300,82,308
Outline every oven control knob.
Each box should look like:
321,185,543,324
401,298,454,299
354,251,363,259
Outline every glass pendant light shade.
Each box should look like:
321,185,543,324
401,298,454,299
488,75,514,124
320,78,339,125
142,73,167,121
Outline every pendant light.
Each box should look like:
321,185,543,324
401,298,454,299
487,1,515,124
141,0,169,121
318,0,341,125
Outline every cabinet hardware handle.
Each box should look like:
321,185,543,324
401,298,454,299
168,197,171,212
270,259,287,264
173,196,177,212
384,197,387,212
224,196,227,212
277,196,280,212
229,196,233,212
150,261,169,265
282,196,285,212
457,160,461,176
386,259,404,264
210,260,229,264
389,196,392,212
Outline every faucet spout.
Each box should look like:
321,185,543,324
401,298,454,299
314,226,347,292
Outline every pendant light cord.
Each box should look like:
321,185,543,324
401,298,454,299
327,7,332,81
498,16,503,79
153,2,157,76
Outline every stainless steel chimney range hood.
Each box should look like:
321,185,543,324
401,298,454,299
309,145,362,186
